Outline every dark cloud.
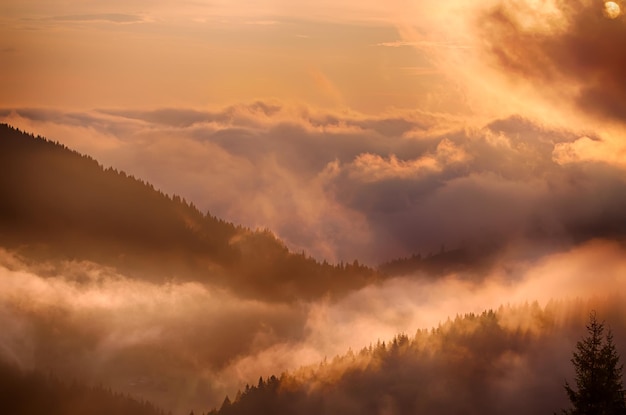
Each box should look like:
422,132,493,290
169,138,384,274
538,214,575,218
3,108,137,138
324,115,625,261
100,102,284,129
480,0,626,123
305,113,424,137
98,106,431,157
100,108,212,128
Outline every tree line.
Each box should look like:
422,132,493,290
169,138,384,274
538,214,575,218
0,361,167,415
201,305,626,415
0,123,377,302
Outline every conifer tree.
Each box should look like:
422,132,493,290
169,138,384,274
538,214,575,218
562,311,626,415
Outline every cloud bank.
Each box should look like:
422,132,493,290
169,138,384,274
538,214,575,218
479,0,626,125
3,105,626,265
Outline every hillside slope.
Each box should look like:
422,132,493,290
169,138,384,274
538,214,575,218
0,361,166,415
206,300,626,415
0,124,375,302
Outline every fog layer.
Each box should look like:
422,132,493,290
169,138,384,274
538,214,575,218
2,238,625,413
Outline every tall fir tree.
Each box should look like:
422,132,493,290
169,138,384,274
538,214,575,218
562,311,626,415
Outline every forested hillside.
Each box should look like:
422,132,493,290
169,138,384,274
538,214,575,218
377,247,493,278
0,361,166,415
204,300,626,415
0,124,374,301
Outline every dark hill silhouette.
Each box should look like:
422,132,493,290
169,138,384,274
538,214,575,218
0,123,375,301
378,247,495,278
0,361,167,415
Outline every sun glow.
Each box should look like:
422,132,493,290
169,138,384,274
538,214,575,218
604,1,621,19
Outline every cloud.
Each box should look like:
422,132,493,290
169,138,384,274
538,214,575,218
479,0,626,125
50,13,146,24
301,239,626,356
343,138,469,182
2,104,626,266
325,115,626,260
0,250,310,413
243,20,279,25
374,41,419,48
375,40,470,49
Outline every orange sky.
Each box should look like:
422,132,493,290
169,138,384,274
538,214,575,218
0,0,459,114
3,0,625,138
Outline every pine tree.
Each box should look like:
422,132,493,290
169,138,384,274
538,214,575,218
601,330,626,414
562,311,626,415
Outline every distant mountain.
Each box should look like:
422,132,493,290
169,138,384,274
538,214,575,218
0,123,376,302
378,247,494,278
0,361,166,415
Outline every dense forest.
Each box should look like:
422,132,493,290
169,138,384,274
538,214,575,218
378,247,494,278
0,361,166,415
202,301,626,415
0,123,375,302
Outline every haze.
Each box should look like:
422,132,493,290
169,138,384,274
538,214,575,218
1,0,626,414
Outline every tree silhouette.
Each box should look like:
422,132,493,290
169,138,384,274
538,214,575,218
562,311,626,415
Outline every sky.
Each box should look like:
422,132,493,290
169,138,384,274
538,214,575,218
2,0,626,263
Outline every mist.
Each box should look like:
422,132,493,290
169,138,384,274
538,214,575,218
2,238,625,413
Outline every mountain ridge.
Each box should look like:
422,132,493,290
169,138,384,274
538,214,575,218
0,123,378,302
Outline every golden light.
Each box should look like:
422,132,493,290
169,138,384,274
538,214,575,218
604,1,621,19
